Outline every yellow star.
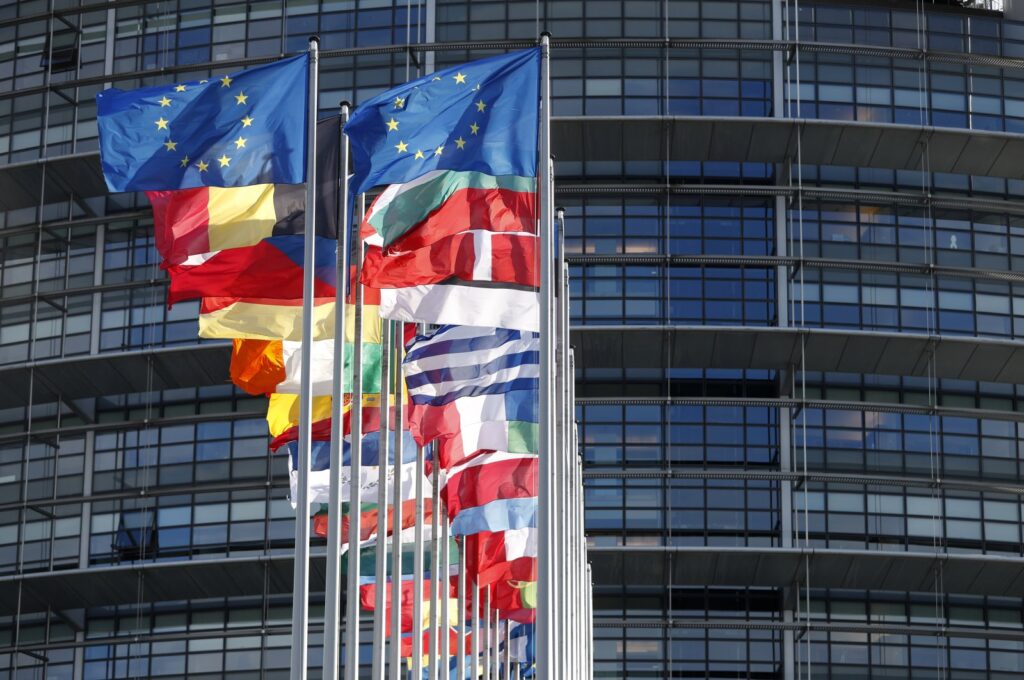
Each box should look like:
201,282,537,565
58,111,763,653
434,145,444,156
394,96,405,108
475,99,487,112
218,154,231,168
241,115,254,127
155,117,169,130
234,136,247,149
455,137,466,150
473,84,481,91
469,122,480,135
414,150,425,160
158,96,171,107
180,155,190,168
220,75,232,87
395,140,408,153
454,72,467,84
163,139,177,151
174,84,186,92
196,160,209,172
235,92,248,105
386,118,399,132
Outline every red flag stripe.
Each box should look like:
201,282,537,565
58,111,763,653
441,453,538,520
361,233,538,289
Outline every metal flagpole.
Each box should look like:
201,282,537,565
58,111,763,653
492,609,499,680
372,320,393,679
344,194,367,680
470,584,480,680
457,542,467,680
389,322,405,678
429,457,441,678
503,619,510,680
412,445,425,680
482,588,491,680
290,35,319,680
323,100,351,680
440,514,451,669
535,31,554,680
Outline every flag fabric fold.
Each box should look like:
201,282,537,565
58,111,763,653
403,325,539,407
364,170,535,247
166,235,337,307
98,53,309,192
380,284,540,332
441,451,538,520
346,48,540,195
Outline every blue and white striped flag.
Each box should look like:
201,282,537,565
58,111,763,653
403,326,539,406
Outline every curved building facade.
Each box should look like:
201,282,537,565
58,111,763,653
2,0,1024,678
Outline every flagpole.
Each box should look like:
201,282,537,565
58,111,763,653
457,542,467,680
535,31,554,680
290,35,319,680
389,321,405,678
471,584,480,680
372,319,393,680
503,619,510,679
412,441,425,680
483,588,491,680
429,454,441,678
344,194,367,680
323,100,351,680
440,513,451,668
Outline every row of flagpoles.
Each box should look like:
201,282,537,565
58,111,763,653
95,32,592,679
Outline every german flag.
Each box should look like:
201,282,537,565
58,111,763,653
147,116,339,266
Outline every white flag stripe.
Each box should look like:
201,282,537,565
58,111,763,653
453,420,519,453
406,364,540,400
288,459,421,508
502,527,538,560
180,250,220,267
403,336,538,373
278,339,335,395
453,393,516,424
471,230,493,281
444,450,537,478
379,284,540,332
366,169,445,219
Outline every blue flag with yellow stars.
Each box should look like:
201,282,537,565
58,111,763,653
345,48,540,195
97,53,309,193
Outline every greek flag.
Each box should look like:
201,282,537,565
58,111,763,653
402,325,539,406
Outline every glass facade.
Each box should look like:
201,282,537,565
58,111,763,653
3,0,1024,678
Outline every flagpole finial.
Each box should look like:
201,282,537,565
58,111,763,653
540,31,551,39
308,35,320,46
339,100,351,109
555,207,565,218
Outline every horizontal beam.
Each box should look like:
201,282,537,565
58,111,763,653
565,253,1024,284
576,395,1024,424
572,325,1024,384
9,116,1024,211
553,116,1024,180
557,183,1024,218
0,343,232,409
591,618,1024,643
587,545,1024,598
3,324,1023,406
582,468,1024,497
5,543,1023,615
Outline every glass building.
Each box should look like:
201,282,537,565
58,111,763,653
3,0,1024,677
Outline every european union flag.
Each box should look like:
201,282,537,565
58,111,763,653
97,53,309,193
346,48,540,195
